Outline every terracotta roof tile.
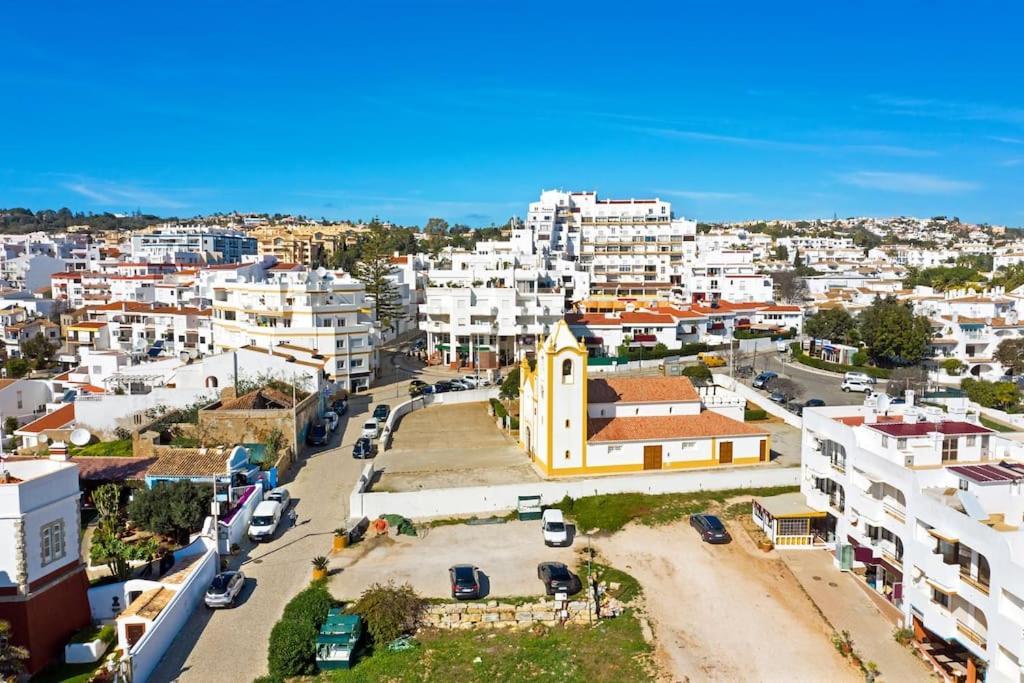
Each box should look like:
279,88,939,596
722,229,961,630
147,446,233,477
618,311,675,325
587,411,768,443
588,377,700,404
15,403,75,434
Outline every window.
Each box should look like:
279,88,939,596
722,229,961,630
40,520,66,566
561,359,574,384
959,478,970,491
897,438,907,450
881,435,889,448
351,337,365,349
564,419,570,428
350,358,363,368
966,435,977,447
564,450,570,460
932,587,950,609
336,339,345,349
942,437,959,463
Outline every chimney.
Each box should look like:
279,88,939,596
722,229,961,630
48,440,69,462
904,390,915,407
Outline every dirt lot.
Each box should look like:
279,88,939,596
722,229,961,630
598,520,861,683
375,401,540,490
329,520,577,600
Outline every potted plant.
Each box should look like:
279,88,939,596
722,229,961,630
332,528,348,553
312,555,329,580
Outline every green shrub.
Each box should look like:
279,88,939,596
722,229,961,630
267,618,319,678
617,341,713,362
348,581,425,645
851,350,869,366
281,582,333,628
489,398,508,419
509,417,519,430
680,364,712,381
790,343,891,379
744,408,768,421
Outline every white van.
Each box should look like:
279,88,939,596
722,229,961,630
361,419,382,440
844,371,876,385
541,509,569,546
248,500,282,542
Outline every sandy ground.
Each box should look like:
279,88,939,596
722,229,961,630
598,520,861,683
329,520,577,600
375,401,540,490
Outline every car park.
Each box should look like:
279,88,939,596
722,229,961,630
844,371,876,385
690,514,731,544
841,379,873,393
352,437,376,459
306,422,329,446
752,371,777,389
537,562,577,596
769,390,788,404
541,509,569,546
265,487,291,509
361,419,382,439
324,410,339,432
248,500,282,542
372,404,391,421
449,564,481,599
205,571,246,608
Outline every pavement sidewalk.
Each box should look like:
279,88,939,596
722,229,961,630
781,549,931,683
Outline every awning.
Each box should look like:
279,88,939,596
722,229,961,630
927,528,959,543
959,323,984,331
926,578,957,595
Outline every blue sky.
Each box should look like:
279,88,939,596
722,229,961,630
2,2,1023,226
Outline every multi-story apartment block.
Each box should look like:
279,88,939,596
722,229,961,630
210,263,377,391
131,225,257,264
796,396,1024,682
513,190,697,301
1,306,59,360
689,249,774,303
79,301,214,359
252,223,366,266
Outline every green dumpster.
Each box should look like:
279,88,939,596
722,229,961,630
316,609,363,670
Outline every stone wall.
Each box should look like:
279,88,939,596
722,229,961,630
419,595,616,630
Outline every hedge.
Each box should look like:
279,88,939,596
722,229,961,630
490,398,508,419
267,581,335,679
744,408,768,421
618,342,713,362
789,342,892,379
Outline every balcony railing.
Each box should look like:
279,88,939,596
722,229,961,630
959,571,990,596
883,500,906,522
956,620,987,649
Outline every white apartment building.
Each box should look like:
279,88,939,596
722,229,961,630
80,301,214,359
513,190,697,301
690,249,774,303
131,225,258,264
210,264,376,391
799,396,1024,682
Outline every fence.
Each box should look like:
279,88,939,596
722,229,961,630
349,463,799,519
712,373,802,429
381,387,499,450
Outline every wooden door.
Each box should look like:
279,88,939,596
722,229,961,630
759,439,768,462
643,445,663,470
125,623,146,648
719,441,733,464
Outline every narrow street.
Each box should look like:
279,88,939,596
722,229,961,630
151,352,416,682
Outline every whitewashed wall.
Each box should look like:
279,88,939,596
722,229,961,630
73,387,219,437
713,373,802,428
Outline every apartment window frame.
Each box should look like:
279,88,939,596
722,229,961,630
40,519,66,567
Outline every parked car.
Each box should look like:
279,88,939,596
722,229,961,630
306,422,329,446
752,371,777,389
785,400,804,415
361,419,382,440
689,513,731,544
804,398,826,409
698,352,727,368
463,374,491,387
841,379,873,393
426,382,450,394
537,562,577,596
449,564,481,599
372,404,391,421
769,390,789,404
205,571,246,608
844,371,876,385
324,410,339,432
541,509,569,546
448,378,472,390
248,501,282,542
352,437,376,459
265,487,291,509
332,399,348,416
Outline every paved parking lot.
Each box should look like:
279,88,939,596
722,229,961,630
329,520,577,600
740,353,869,408
375,401,540,491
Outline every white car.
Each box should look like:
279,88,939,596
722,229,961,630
841,379,873,393
265,487,290,510
361,419,382,440
541,509,569,546
205,570,246,608
462,375,491,388
844,371,876,385
323,410,339,432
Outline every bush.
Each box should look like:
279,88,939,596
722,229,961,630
267,619,319,678
744,408,768,421
281,582,333,627
790,343,891,379
489,398,508,419
851,350,869,366
349,581,425,645
679,364,712,381
618,342,712,362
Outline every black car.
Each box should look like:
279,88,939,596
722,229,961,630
785,400,804,416
332,399,348,416
537,562,577,596
306,422,329,446
803,398,825,409
352,437,376,459
690,514,731,544
430,382,450,394
449,564,481,599
372,404,391,421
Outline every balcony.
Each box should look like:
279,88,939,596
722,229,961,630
883,499,907,523
956,620,987,651
959,571,990,597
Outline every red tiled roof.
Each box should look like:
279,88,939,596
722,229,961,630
587,411,767,442
73,456,155,481
619,311,675,325
16,403,75,434
759,305,801,313
868,421,991,437
588,377,700,404
565,314,619,327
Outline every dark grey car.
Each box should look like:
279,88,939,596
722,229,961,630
449,564,481,599
690,514,732,544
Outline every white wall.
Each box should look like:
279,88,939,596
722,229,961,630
73,387,219,436
713,373,803,428
350,464,798,519
587,399,701,419
0,379,53,423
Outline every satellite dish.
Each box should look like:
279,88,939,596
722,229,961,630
70,428,92,446
316,267,327,277
38,433,49,444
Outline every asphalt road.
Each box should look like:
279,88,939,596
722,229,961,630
734,351,869,408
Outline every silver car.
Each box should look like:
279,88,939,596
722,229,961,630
205,571,246,608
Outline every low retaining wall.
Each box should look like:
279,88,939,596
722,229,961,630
712,373,802,429
421,595,617,629
351,463,799,519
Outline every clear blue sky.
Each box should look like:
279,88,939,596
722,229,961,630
2,2,1023,227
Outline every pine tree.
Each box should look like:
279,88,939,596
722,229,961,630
353,224,404,330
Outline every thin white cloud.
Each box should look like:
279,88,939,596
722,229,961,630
839,171,979,194
871,95,1024,127
999,158,1024,167
62,179,192,209
633,126,934,157
654,189,751,201
990,136,1024,145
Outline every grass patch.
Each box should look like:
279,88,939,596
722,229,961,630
423,512,517,529
68,438,133,457
32,660,105,683
577,562,641,603
69,624,115,645
980,415,1016,432
328,609,652,683
744,408,768,421
554,485,800,534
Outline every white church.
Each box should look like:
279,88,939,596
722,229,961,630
519,321,771,477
